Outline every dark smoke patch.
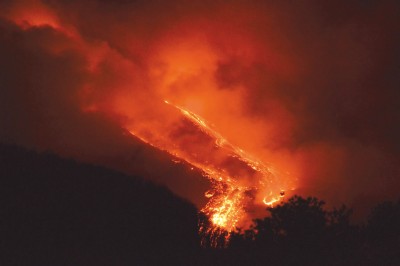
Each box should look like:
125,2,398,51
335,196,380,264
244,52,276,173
0,0,399,219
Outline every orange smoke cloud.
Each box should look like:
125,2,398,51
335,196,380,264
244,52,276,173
0,0,399,228
2,0,59,28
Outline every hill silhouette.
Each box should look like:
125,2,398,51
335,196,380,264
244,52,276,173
0,144,200,265
2,144,400,266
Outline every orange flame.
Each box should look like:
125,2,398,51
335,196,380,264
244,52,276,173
127,99,293,244
5,3,297,243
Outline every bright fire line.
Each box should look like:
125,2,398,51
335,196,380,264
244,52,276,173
128,100,290,245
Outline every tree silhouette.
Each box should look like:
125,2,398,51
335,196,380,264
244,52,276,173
228,196,363,265
2,144,400,265
367,200,400,243
268,196,326,239
364,200,400,265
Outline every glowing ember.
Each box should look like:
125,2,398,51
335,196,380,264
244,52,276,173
4,1,294,242
127,100,291,244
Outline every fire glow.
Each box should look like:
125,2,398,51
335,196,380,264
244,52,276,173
128,99,291,242
111,30,297,241
2,0,399,250
3,1,298,243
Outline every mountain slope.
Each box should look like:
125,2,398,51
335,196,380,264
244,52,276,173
0,144,200,265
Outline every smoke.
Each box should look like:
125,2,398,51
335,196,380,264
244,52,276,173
0,0,399,218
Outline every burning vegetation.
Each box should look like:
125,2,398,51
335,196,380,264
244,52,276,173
1,0,399,249
129,100,294,244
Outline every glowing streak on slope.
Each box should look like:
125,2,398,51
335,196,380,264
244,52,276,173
164,100,279,177
164,101,286,222
129,100,291,245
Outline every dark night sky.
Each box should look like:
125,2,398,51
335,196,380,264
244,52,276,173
0,0,399,219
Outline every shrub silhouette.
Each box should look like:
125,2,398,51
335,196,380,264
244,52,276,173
364,200,400,265
228,196,362,265
2,144,400,266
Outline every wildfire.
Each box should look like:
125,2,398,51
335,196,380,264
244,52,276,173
128,100,291,244
3,1,295,245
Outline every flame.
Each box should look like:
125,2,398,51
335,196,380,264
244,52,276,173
3,2,296,244
127,99,292,244
105,29,297,240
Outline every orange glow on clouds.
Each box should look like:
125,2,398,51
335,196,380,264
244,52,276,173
4,0,398,243
3,0,59,29
110,20,298,237
115,29,298,237
2,1,298,237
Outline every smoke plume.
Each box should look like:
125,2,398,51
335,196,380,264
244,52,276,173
1,0,399,220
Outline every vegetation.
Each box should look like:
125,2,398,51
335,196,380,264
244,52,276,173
208,196,400,265
1,144,399,265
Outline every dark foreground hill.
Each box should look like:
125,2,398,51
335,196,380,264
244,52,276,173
2,144,400,266
0,144,200,265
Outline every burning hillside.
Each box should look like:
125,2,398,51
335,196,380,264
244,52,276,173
1,0,399,245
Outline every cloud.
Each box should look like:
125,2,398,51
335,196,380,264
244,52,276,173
0,0,399,219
